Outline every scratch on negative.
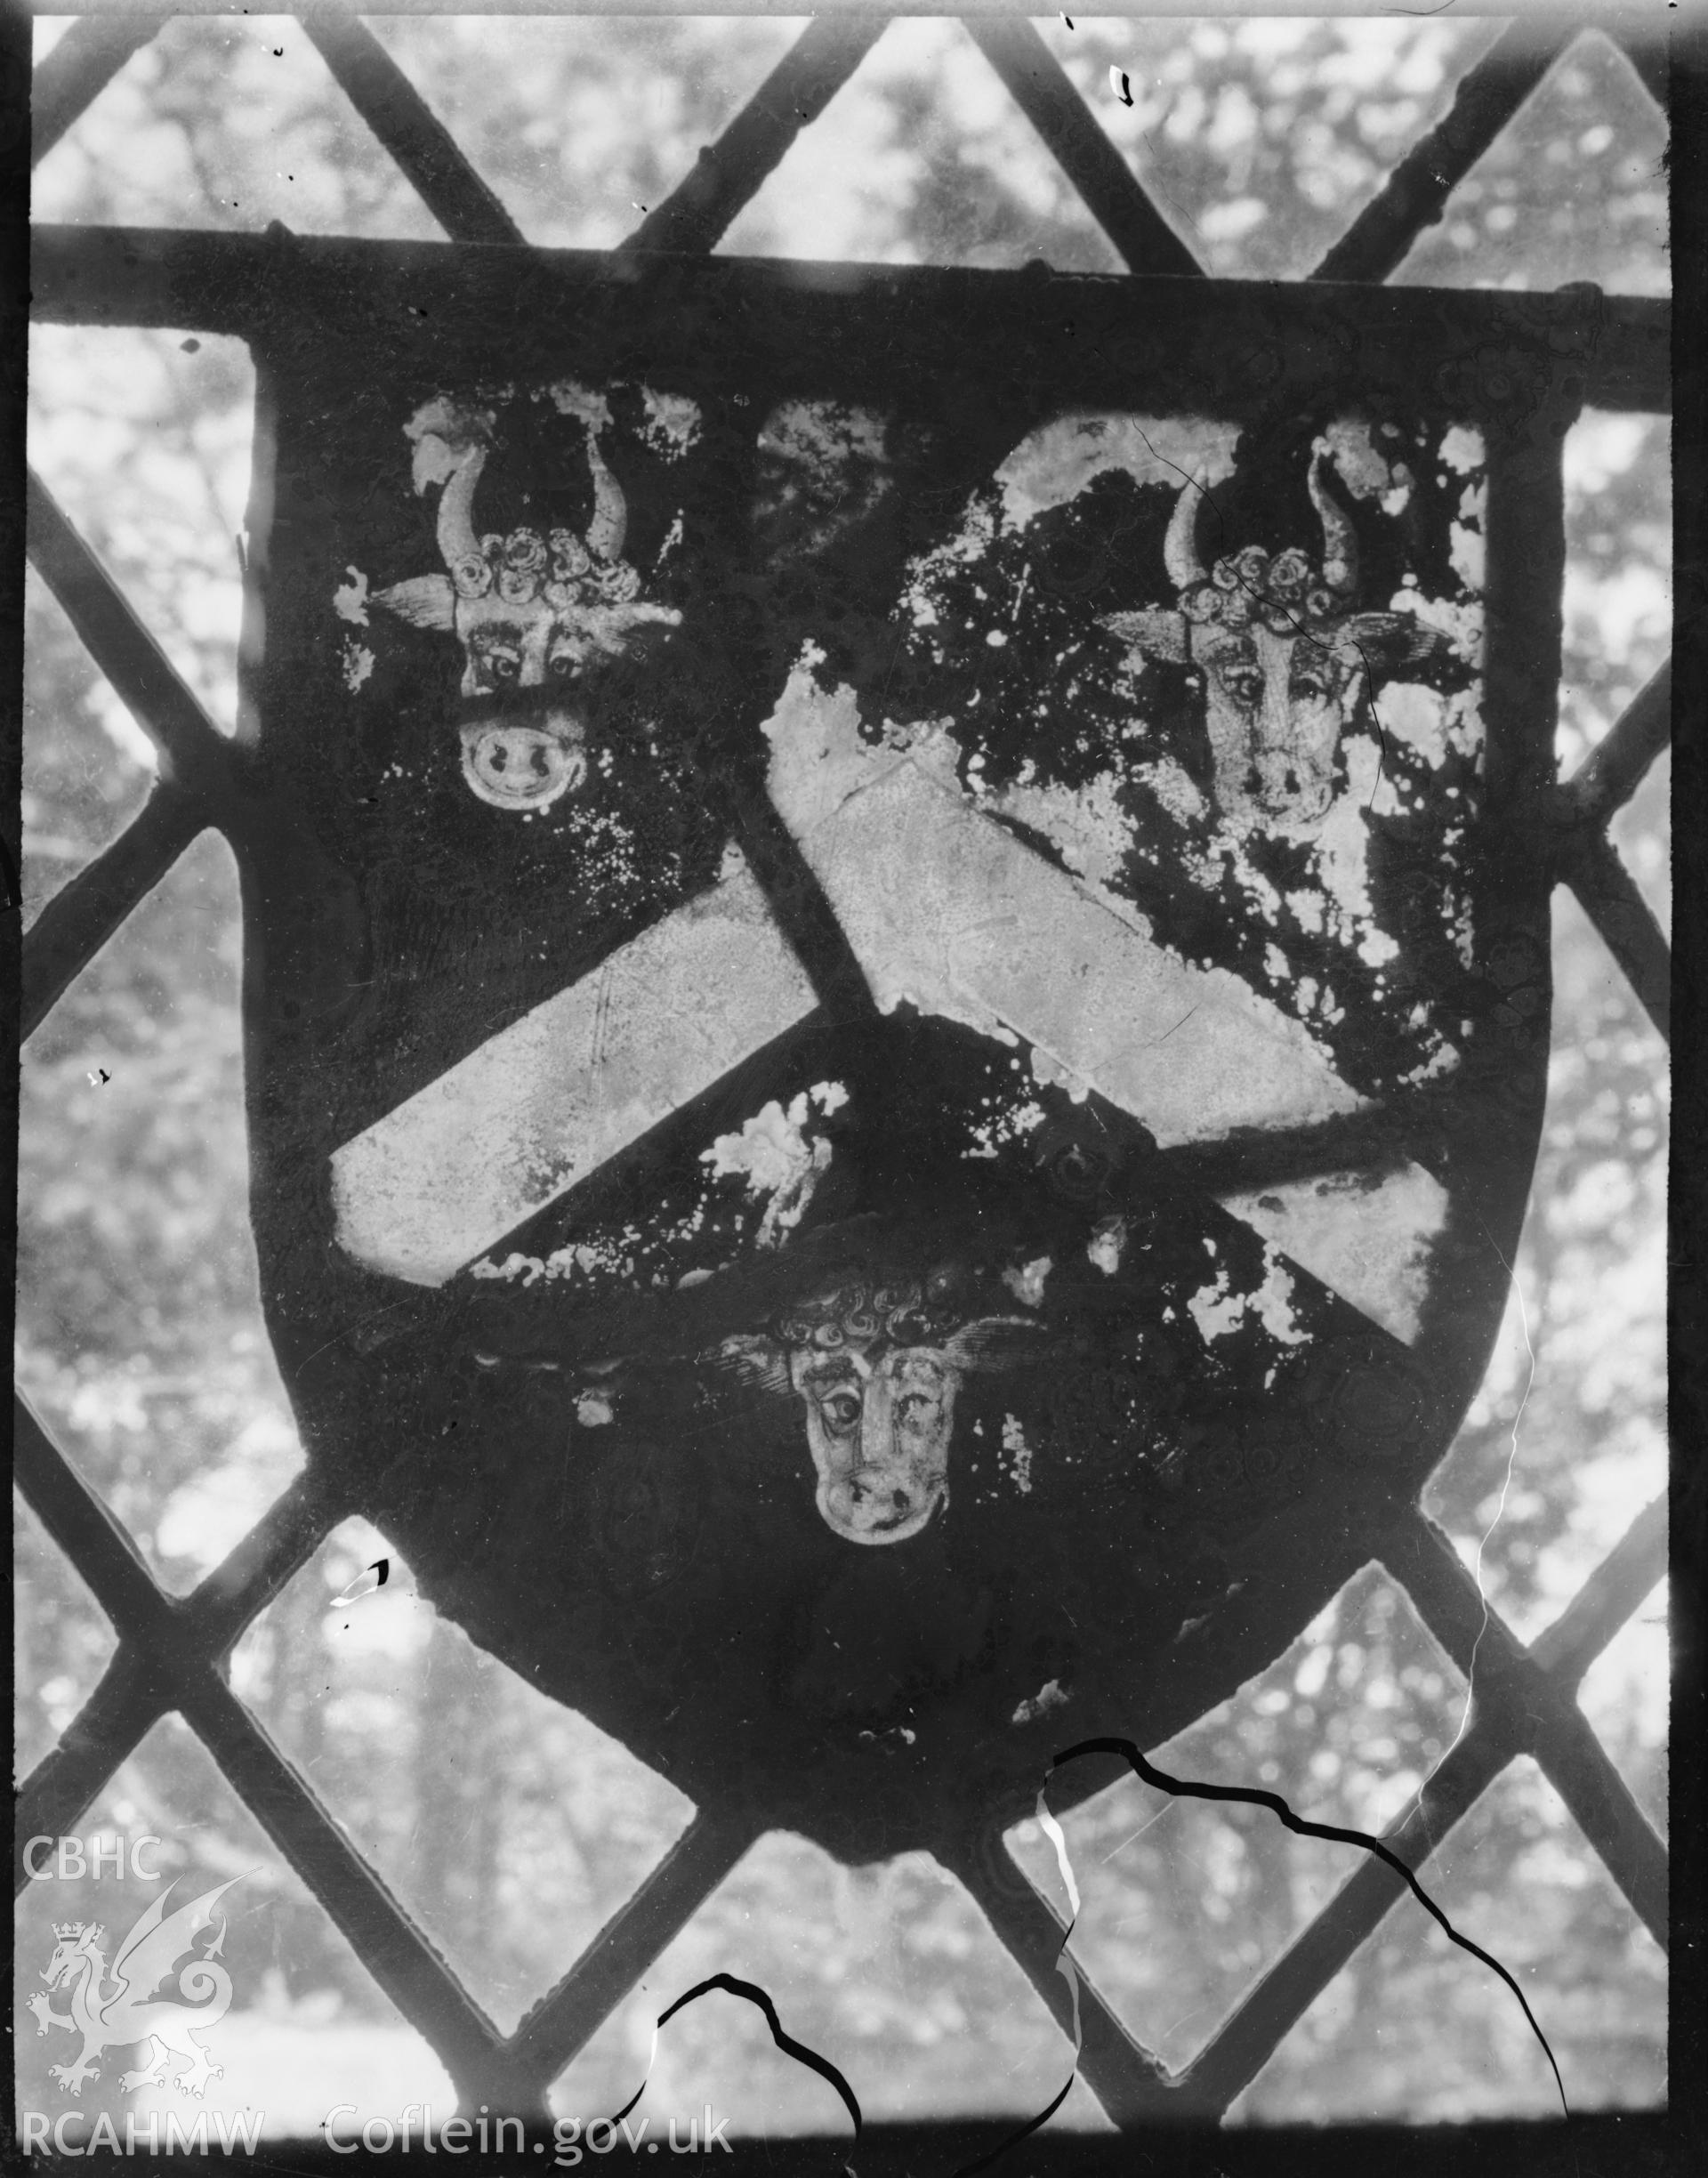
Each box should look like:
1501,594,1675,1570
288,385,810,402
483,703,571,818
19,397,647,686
1410,1222,1535,1828
1157,1004,1199,1043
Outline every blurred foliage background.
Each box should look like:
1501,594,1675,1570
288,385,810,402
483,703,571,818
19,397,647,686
17,9,1668,2139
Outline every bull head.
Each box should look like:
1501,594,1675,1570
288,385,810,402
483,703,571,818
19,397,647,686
372,414,682,811
717,1280,1048,1545
1101,446,1449,835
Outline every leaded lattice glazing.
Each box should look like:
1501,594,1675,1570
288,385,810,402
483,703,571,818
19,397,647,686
14,9,1670,2150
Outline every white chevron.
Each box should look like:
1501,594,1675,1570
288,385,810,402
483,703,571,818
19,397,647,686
331,851,818,1286
762,673,1363,1148
331,671,1438,1339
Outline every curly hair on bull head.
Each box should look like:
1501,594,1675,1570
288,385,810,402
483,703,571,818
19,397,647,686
774,1266,973,1357
1100,440,1452,836
366,393,681,812
714,1262,1052,1546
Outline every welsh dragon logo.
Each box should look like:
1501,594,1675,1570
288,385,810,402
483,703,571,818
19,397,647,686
27,1875,244,2100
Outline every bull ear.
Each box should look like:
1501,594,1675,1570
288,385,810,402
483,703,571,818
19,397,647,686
940,1316,1054,1373
1100,608,1188,665
707,1334,792,1400
371,575,457,632
1333,611,1453,678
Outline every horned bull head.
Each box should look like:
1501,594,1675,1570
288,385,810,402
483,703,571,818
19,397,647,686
718,1279,1048,1545
372,421,682,811
1101,447,1449,834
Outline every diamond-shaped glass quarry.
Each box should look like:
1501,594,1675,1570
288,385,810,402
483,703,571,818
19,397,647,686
548,1828,1113,2135
230,1517,697,2037
14,1711,455,2140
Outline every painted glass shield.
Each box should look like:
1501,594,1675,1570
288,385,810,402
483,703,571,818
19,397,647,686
240,272,1564,1860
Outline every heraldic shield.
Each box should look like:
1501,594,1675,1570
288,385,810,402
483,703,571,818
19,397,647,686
235,254,1575,1865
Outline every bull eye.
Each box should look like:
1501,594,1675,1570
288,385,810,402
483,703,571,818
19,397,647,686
487,653,520,683
548,654,576,680
820,1391,862,1431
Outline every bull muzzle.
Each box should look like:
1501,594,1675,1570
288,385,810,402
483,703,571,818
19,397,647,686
456,686,587,811
819,1465,943,1545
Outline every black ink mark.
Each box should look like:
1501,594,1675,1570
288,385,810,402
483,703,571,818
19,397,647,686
1061,13,1075,26
610,1973,861,2142
328,1558,389,1609
1054,1736,1568,2117
86,1068,111,1087
1360,669,1392,812
1130,424,1231,554
955,2078,1074,2177
1109,66,1134,108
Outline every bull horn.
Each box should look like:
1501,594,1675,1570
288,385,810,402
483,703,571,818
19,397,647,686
435,441,487,570
584,428,627,563
1163,475,1210,594
1308,447,1358,601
